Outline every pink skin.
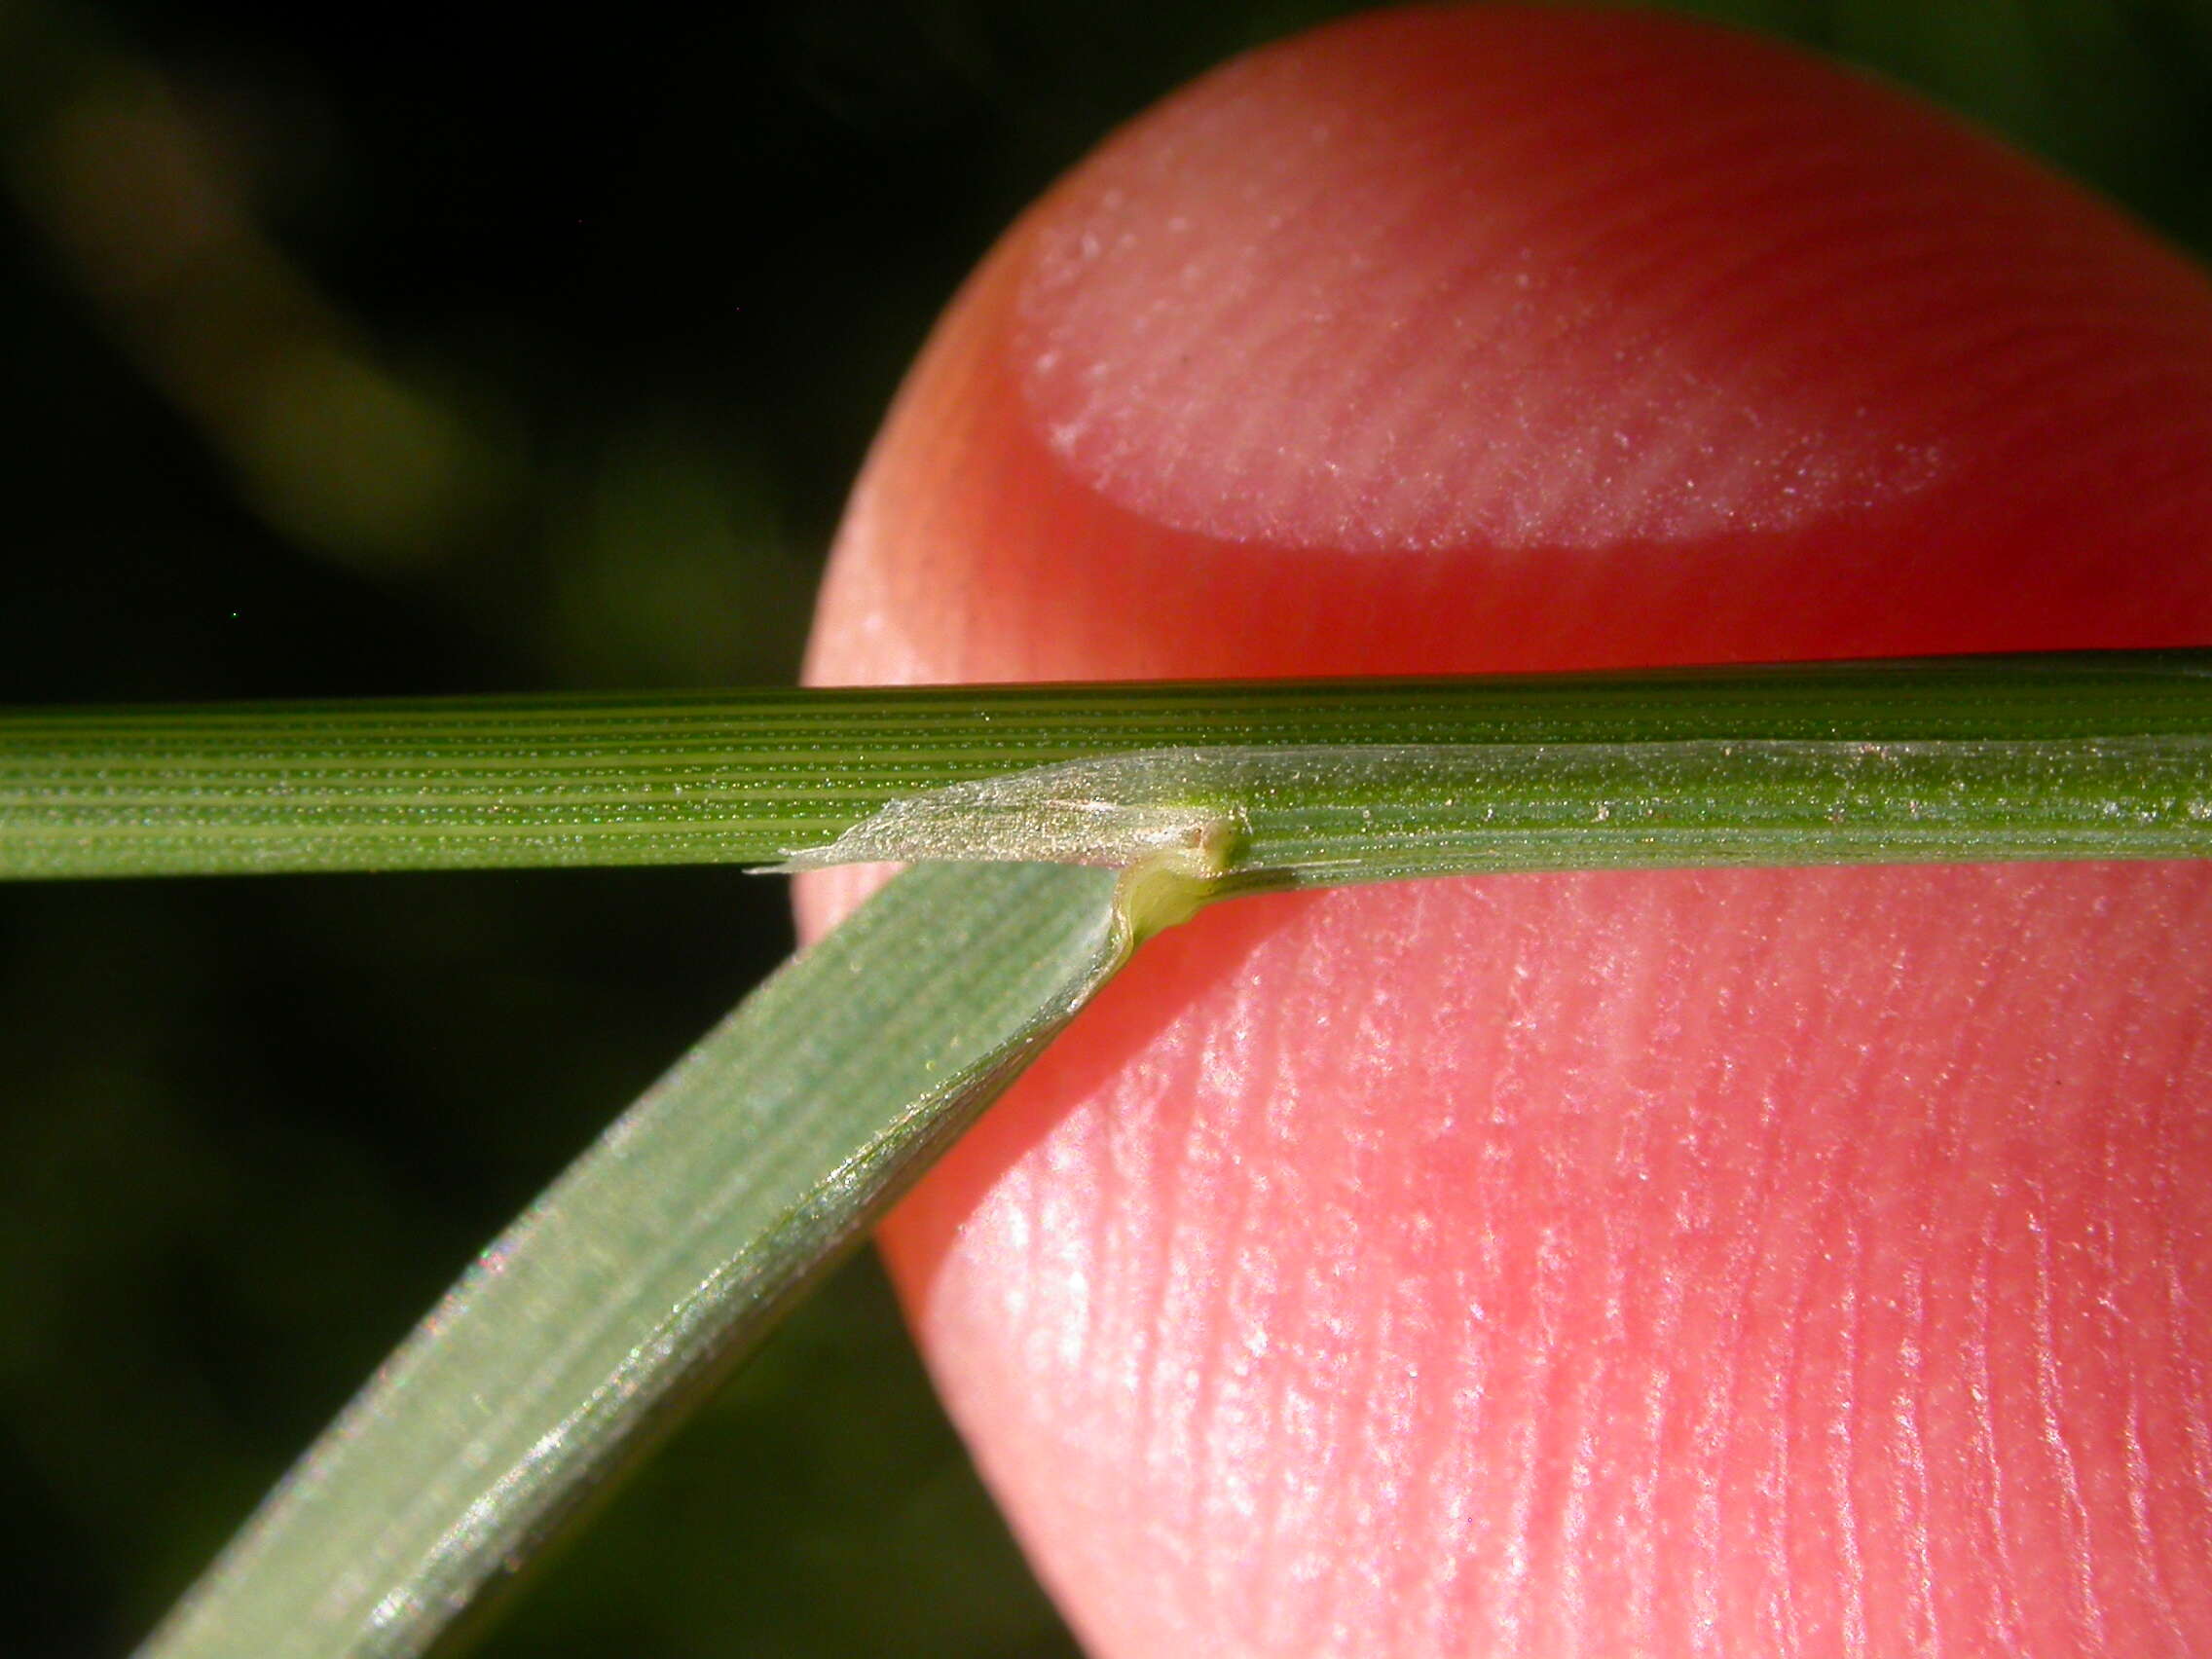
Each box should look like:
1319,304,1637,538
794,8,2212,1655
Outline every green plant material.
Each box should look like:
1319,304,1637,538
138,859,1137,1659
5,651,2211,883
782,733,2212,889
79,648,2212,1656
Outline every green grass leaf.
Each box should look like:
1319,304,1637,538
137,860,1130,1659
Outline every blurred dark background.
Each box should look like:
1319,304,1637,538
0,2,2206,1654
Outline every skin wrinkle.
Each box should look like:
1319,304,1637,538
1767,1073,1819,1658
1315,1255,1386,1654
1032,1093,1093,1381
1318,1111,1396,1652
1019,51,1998,553
1789,985,1855,1649
1530,217,1911,541
1696,1062,1763,1656
2103,1084,2187,1648
1825,916,1894,1644
1874,1011,1943,1657
1091,1073,1134,1416
1305,198,1561,542
1628,1224,1681,1650
1386,1296,1439,1654
1152,1028,1224,1628
1192,1001,1266,1634
1968,1202,2030,1650
1990,1025,2072,1630
1380,1329,1436,1655
1412,1241,1471,1651
2107,1156,2168,1641
1429,1321,1487,1652
1287,1047,1374,1646
1243,1137,1304,1649
1569,218,1985,530
1563,1359,1605,1656
996,1133,1035,1388
1669,1104,1731,1656
2097,953,2173,1630
1704,1139,1761,1648
2164,1054,2212,1624
2018,350,2212,512
1141,1089,1208,1494
2166,986,2212,1610
1754,1271,1802,1659
1264,1212,1327,1644
2036,1201,2108,1646
1751,212,2134,424
1525,1222,1580,1650
1087,1098,1142,1632
1928,919,2010,1649
1592,915,1663,1654
1835,967,1933,1641
2002,329,2212,462
1118,1053,1179,1583
1893,1247,1940,1654
1079,1058,1120,1429
1587,1140,1634,1653
1833,1215,1869,1658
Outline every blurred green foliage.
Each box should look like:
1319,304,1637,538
0,2,2206,1654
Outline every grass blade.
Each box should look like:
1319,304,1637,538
5,651,2209,881
136,860,1131,1659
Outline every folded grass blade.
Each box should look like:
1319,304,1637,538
137,860,1131,1659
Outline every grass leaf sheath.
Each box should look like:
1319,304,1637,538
3,652,2209,885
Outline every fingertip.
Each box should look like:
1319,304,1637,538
797,7,2212,1655
808,2,2212,700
